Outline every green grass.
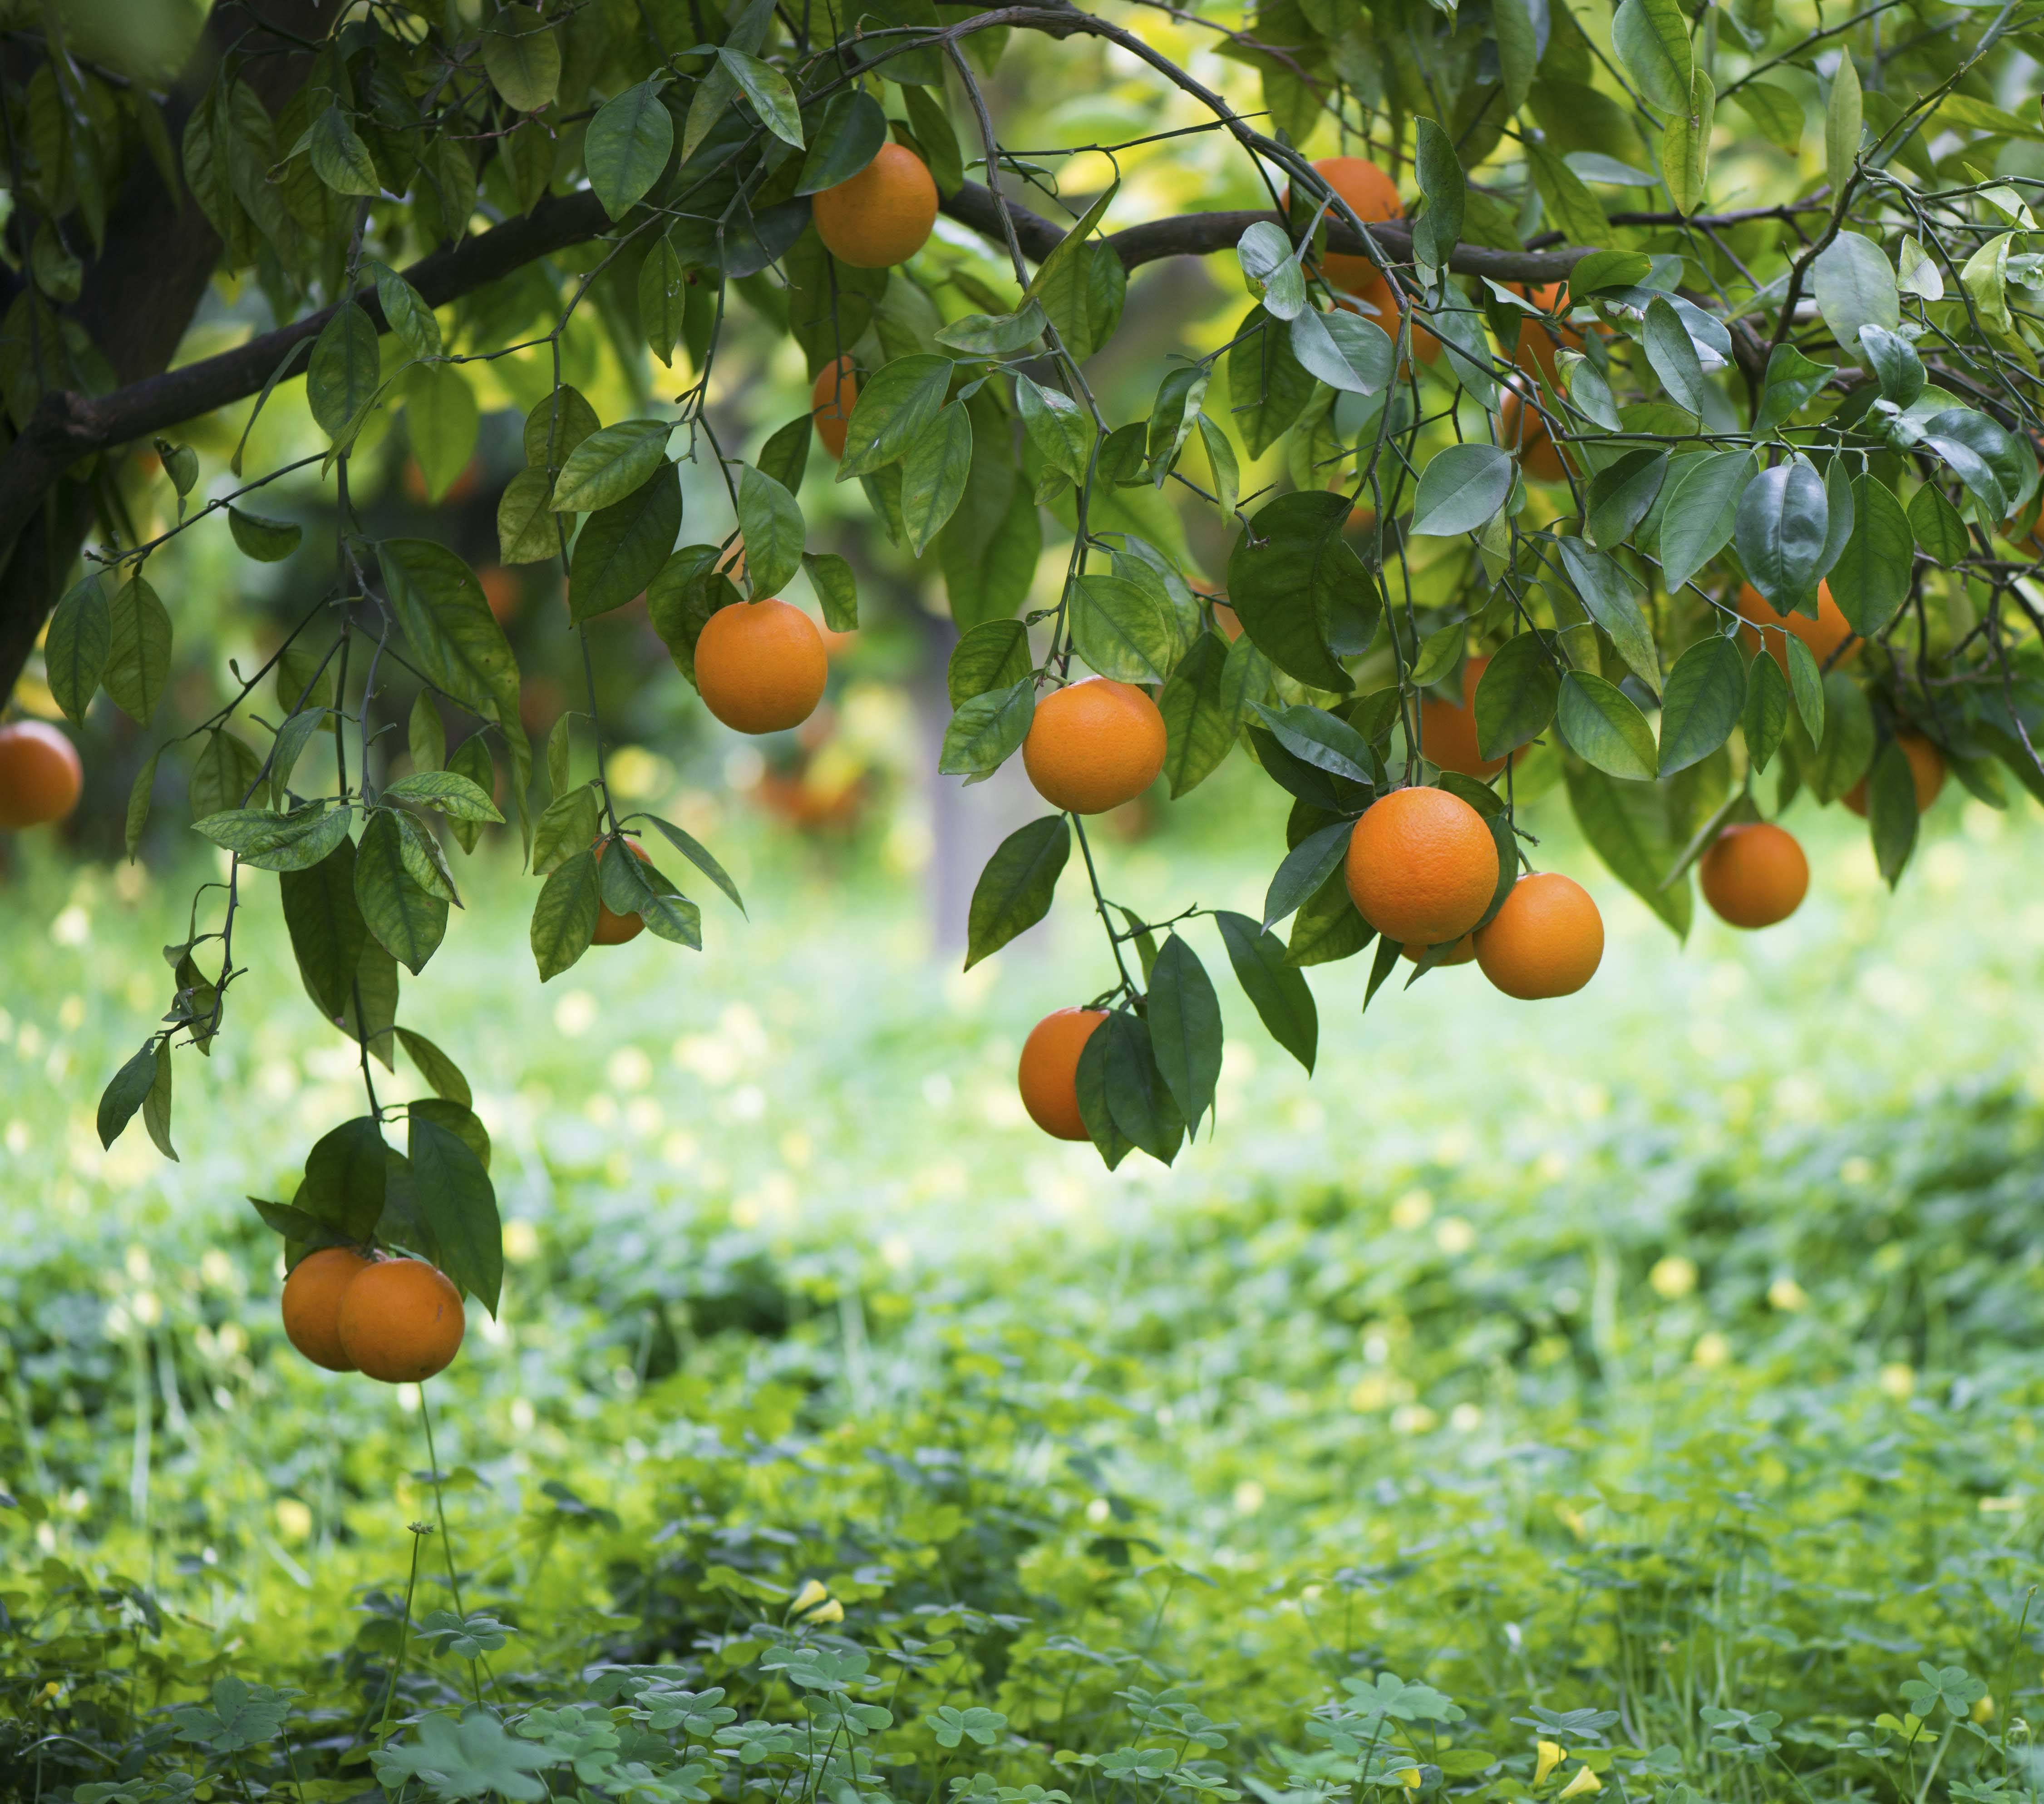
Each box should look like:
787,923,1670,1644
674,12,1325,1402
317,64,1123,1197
7,768,2044,1804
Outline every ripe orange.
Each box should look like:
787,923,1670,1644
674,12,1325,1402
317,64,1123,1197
0,720,83,828
1017,1007,1108,1140
812,143,938,269
478,565,521,624
1843,731,1945,817
1511,282,1583,383
593,837,651,945
1421,654,1517,779
336,1257,467,1383
1286,155,1402,292
1400,934,1476,964
281,1246,373,1372
1344,786,1499,945
1501,389,1569,484
812,357,858,458
1022,679,1167,814
694,598,828,734
1699,821,1808,929
1734,581,1856,671
1475,872,1604,999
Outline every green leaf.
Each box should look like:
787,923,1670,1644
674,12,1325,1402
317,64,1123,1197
1740,644,1791,773
1825,55,1863,201
639,233,690,368
532,783,601,877
280,835,367,1021
397,1027,473,1109
1475,631,1561,762
409,692,446,778
310,104,381,197
306,302,381,441
1237,220,1306,320
837,354,953,480
98,1040,160,1151
797,89,888,194
1643,295,1708,414
1290,308,1395,395
369,261,442,361
1195,414,1239,517
1753,344,1836,434
1100,1010,1184,1164
228,506,303,562
964,814,1069,969
599,840,702,948
756,414,812,497
636,813,744,914
948,619,1031,706
371,1712,550,1803
1551,537,1660,684
1585,448,1669,550
571,463,682,622
1226,306,1315,458
1286,865,1373,967
1612,0,1692,110
189,728,265,820
586,79,674,218
125,747,159,858
44,574,108,726
1565,759,1691,940
195,803,352,872
1656,634,1745,775
1069,572,1174,684
1495,0,1539,110
408,1116,502,1314
523,386,599,469
1734,460,1827,609
1812,231,1898,349
1808,669,1873,803
1867,737,1919,886
1731,81,1803,152
803,551,858,630
403,364,480,503
141,1039,176,1161
354,808,448,975
1263,819,1353,927
718,47,803,150
531,848,600,980
1787,635,1826,742
1557,670,1658,779
1015,374,1093,483
1827,474,1912,637
297,1116,386,1240
550,419,672,513
496,467,559,564
101,575,172,728
1214,910,1315,1071
1146,934,1222,1137
1412,444,1513,537
1158,629,1237,797
1227,490,1372,692
1662,69,1715,216
1024,177,1118,310
383,770,503,823
939,679,1034,779
483,5,561,112
1411,118,1464,271
1527,139,1608,246
1858,324,1924,407
900,402,973,556
1908,481,1969,565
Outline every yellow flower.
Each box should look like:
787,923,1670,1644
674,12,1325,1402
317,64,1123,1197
1535,1742,1567,1785
1558,1768,1602,1798
789,1578,828,1615
1975,1695,1997,1724
1399,1767,1421,1790
803,1598,845,1625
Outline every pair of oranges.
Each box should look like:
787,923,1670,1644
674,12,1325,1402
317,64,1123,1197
280,1248,466,1382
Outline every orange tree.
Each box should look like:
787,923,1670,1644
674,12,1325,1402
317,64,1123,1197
1,0,2040,1349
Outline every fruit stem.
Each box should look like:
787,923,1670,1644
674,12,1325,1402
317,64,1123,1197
1070,814,1136,996
419,1389,467,1619
375,1524,426,1749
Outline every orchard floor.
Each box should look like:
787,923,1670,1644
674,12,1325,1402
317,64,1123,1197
7,759,2044,1799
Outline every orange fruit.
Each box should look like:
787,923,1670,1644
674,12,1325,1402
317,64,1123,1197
478,565,521,624
336,1257,466,1383
694,598,828,734
593,837,651,945
0,720,83,828
1344,786,1499,945
1017,1007,1108,1140
812,143,938,269
1421,653,1517,779
1511,282,1583,382
1501,389,1569,484
281,1246,373,1372
1286,155,1403,292
813,356,858,458
1699,821,1808,929
1475,872,1603,999
1734,581,1856,672
1400,934,1476,964
1843,731,1945,817
1022,679,1167,814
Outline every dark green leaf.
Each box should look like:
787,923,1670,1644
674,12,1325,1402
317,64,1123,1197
1147,934,1222,1137
837,355,953,480
1741,644,1791,773
1264,819,1352,927
44,575,108,725
355,808,448,975
797,89,888,194
1734,459,1828,608
1474,632,1561,761
1867,736,1919,886
1557,670,1658,779
281,835,368,1021
228,506,303,562
1585,448,1670,550
104,576,173,726
297,1116,386,1241
98,1039,159,1150
964,814,1069,969
1656,634,1745,775
1226,491,1370,691
397,1027,473,1109
900,403,973,556
637,813,745,914
409,1116,502,1313
586,79,674,218
1214,909,1316,1072
531,848,599,980
1808,669,1873,802
1158,629,1237,797
948,619,1031,706
1827,474,1912,636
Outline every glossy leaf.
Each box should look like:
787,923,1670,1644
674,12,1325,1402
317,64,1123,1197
1656,634,1746,775
965,814,1069,969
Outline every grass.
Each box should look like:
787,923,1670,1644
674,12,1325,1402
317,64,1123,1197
6,759,2044,1804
